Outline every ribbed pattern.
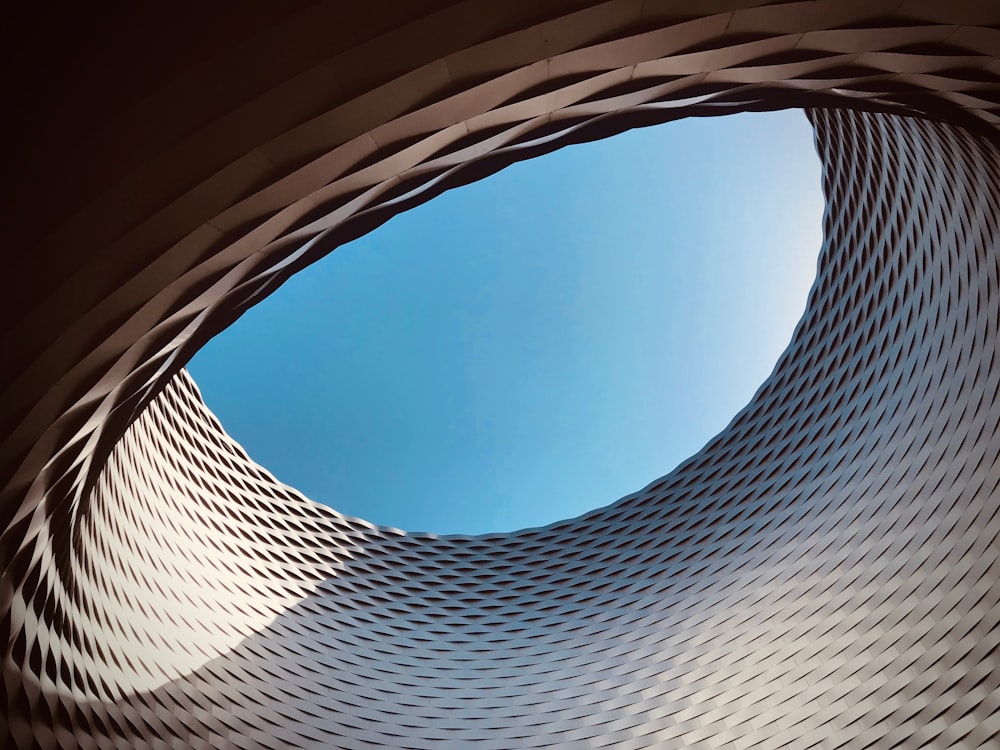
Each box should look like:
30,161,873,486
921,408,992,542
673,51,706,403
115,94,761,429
3,2,1000,748
7,108,998,748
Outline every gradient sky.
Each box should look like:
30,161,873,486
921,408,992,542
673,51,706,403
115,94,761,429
188,109,823,535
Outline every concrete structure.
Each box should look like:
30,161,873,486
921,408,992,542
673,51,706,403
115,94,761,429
2,2,1000,748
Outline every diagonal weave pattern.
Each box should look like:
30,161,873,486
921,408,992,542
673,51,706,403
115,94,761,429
2,2,1000,748
12,106,1000,750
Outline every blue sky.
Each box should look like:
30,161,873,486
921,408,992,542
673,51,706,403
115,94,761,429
188,109,823,535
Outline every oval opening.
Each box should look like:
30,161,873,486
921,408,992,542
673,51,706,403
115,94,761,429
189,110,823,535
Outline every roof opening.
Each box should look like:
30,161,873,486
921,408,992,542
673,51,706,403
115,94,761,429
189,109,823,535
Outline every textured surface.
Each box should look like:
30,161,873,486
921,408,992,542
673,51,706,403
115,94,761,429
3,2,1000,748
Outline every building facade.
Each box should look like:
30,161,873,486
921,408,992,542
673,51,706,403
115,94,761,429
2,3,1000,748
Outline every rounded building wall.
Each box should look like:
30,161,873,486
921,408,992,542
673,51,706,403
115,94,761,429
2,3,1000,748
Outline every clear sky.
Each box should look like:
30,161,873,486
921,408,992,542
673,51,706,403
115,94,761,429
188,109,823,536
